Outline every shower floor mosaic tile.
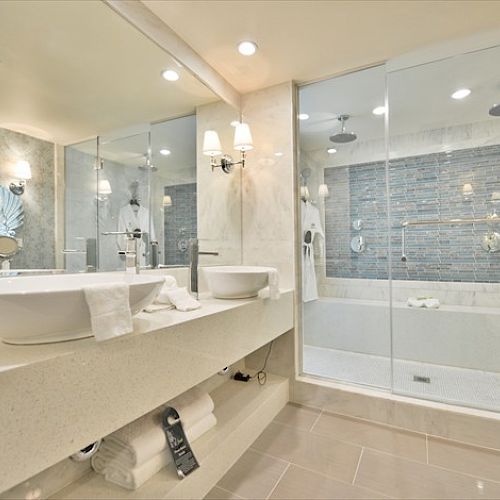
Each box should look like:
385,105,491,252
303,345,500,412
206,403,500,499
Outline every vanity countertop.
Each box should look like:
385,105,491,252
0,289,292,372
0,288,294,493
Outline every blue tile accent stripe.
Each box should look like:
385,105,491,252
324,144,500,282
163,183,197,266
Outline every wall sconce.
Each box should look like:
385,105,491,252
318,184,329,198
162,195,172,207
203,122,253,174
9,160,32,195
462,183,473,200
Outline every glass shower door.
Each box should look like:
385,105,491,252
387,44,500,411
298,64,392,390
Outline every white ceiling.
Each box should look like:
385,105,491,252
143,0,500,94
0,0,215,145
299,45,500,152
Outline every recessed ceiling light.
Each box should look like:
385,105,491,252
327,148,337,154
159,149,171,156
372,106,386,116
451,88,471,100
298,113,309,121
274,152,284,157
230,120,240,127
161,69,180,81
238,41,257,56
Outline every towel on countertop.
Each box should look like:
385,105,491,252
92,413,216,490
154,275,178,305
163,287,201,312
268,268,280,300
83,282,133,341
143,303,174,313
98,387,214,467
407,297,440,309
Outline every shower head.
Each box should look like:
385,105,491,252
138,157,157,172
329,115,357,144
489,104,500,117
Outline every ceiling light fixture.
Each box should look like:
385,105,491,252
327,148,337,154
238,41,257,56
159,149,171,156
451,88,471,100
298,113,309,121
161,69,180,81
274,152,284,157
372,106,386,116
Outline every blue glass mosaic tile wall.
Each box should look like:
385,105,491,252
163,183,197,266
324,144,500,282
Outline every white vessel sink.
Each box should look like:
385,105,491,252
0,273,163,345
203,266,275,299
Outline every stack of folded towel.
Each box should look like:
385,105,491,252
407,296,440,309
144,275,201,313
91,387,216,490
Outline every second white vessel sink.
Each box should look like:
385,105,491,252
203,266,275,299
0,273,163,345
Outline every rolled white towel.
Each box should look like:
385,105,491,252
407,297,440,309
83,282,133,341
98,387,214,467
92,413,217,490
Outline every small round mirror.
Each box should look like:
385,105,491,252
0,235,19,259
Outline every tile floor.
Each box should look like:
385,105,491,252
205,403,500,499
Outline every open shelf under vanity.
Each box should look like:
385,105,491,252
52,373,289,500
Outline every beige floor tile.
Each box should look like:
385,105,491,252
217,449,288,499
428,436,500,483
204,485,243,499
251,421,361,483
269,465,388,499
273,403,321,431
355,449,500,499
312,411,427,462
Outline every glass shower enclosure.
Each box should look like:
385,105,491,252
298,44,500,413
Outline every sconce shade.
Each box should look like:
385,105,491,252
300,186,310,200
318,184,329,198
203,130,222,156
98,179,112,195
233,123,254,151
462,183,473,197
14,160,32,180
163,195,172,207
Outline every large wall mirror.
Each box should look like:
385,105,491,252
0,0,241,274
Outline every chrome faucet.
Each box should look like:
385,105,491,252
102,231,146,274
189,239,219,298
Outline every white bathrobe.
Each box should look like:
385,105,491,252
117,204,156,266
301,200,324,302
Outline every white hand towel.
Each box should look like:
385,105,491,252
164,287,201,312
155,275,178,305
83,283,133,341
100,388,214,467
143,303,174,313
423,298,440,309
268,268,280,300
92,413,217,490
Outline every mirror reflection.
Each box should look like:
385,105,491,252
0,0,238,274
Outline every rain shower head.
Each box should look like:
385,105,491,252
329,115,357,144
489,104,500,117
138,157,157,172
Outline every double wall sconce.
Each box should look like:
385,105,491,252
203,122,253,174
9,160,32,195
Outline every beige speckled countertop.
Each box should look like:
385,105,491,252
0,289,294,493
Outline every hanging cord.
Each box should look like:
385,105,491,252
250,341,274,385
